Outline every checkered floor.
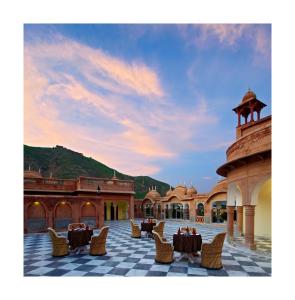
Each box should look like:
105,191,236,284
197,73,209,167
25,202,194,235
24,220,271,276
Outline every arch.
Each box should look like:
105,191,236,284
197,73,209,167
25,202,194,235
250,175,271,206
26,201,47,232
253,178,271,238
81,201,97,227
166,194,183,202
227,182,242,206
54,202,72,230
197,203,204,216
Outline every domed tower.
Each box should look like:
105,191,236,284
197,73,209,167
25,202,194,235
233,89,267,127
187,186,197,197
166,186,173,197
173,184,187,196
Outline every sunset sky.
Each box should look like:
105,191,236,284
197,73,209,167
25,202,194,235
24,24,271,192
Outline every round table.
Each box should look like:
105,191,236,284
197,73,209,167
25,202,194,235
68,229,93,251
141,222,156,237
173,233,202,263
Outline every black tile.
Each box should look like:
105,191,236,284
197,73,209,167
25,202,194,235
102,261,121,267
75,265,97,272
24,266,38,273
146,271,167,276
71,258,92,264
116,253,130,257
46,262,68,268
133,264,152,270
169,266,188,274
83,272,104,276
223,265,245,271
124,257,140,263
247,272,270,277
108,268,129,276
238,261,258,266
44,269,70,276
24,259,39,266
207,269,228,276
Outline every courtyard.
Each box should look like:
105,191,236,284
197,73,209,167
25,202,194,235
24,220,271,277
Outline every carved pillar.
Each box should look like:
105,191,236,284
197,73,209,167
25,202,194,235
244,205,256,249
250,105,254,122
98,200,104,229
72,200,80,223
238,111,241,126
237,206,243,236
130,196,134,219
113,203,117,220
227,206,235,242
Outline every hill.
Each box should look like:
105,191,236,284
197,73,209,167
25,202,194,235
24,145,170,199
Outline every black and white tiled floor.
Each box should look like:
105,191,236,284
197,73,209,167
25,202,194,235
24,220,271,276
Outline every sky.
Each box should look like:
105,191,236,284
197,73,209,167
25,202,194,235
24,24,271,192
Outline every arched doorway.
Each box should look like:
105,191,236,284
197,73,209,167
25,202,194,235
54,202,72,230
252,178,271,238
211,201,227,223
81,202,96,227
142,199,153,218
27,201,47,233
172,203,183,219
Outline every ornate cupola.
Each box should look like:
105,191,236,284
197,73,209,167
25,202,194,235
233,89,267,127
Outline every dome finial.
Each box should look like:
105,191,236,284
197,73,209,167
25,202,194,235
28,164,31,171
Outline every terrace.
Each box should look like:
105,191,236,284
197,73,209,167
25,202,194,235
24,220,271,277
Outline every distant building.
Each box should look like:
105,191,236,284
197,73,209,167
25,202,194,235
24,171,135,233
134,179,228,224
217,89,271,249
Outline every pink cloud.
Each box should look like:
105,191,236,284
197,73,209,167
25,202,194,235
24,34,222,176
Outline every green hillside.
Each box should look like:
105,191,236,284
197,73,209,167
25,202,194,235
24,145,170,199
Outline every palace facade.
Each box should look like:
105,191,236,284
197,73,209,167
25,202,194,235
24,171,135,233
217,89,271,249
134,179,228,224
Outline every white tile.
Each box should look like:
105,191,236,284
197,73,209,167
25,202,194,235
116,262,136,269
30,261,53,267
167,272,187,276
150,265,170,272
234,256,252,262
125,269,148,276
187,267,208,276
62,270,87,276
59,263,81,270
109,256,126,262
241,265,266,273
255,261,272,268
138,259,155,265
129,254,145,259
85,260,106,266
27,267,55,275
226,270,249,276
222,259,240,266
90,266,113,274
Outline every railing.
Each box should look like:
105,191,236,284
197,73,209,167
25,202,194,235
24,178,77,191
78,177,135,192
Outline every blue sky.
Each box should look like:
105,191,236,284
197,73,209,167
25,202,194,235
24,24,271,192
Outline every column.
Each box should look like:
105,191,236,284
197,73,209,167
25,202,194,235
72,200,80,223
130,196,134,219
237,206,243,236
98,200,104,229
244,205,256,250
227,206,235,242
113,203,117,220
250,106,254,122
238,111,241,126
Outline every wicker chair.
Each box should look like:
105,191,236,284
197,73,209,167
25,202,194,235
48,227,69,257
201,232,226,269
130,219,141,238
89,226,109,256
67,223,86,231
180,227,195,233
153,221,165,238
152,230,174,264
